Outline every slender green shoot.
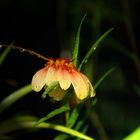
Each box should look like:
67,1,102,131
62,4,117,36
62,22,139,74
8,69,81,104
74,99,97,131
36,104,70,125
54,134,69,140
0,46,11,66
94,67,115,90
24,121,94,140
79,28,114,70
123,127,140,140
72,14,87,66
75,125,88,140
0,115,94,140
66,102,84,128
0,84,32,113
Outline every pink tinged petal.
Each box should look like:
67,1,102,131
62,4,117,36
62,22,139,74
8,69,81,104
32,67,48,92
70,71,89,100
48,85,66,101
56,68,71,90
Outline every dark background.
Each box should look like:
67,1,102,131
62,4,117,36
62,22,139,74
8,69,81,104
0,0,140,140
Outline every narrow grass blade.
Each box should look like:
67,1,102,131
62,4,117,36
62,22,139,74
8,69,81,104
75,125,88,140
74,99,97,131
0,42,16,66
54,134,69,140
0,115,94,140
36,104,70,125
26,121,94,140
94,67,115,90
66,108,79,128
0,84,32,113
66,102,84,128
0,115,37,135
0,47,11,66
123,127,140,140
79,28,114,70
72,14,87,66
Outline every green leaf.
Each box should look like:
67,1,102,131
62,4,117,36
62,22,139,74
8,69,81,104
42,81,59,98
75,125,88,140
0,115,94,140
66,102,84,128
36,104,70,126
66,108,79,128
0,115,37,135
54,134,69,140
0,46,11,66
78,28,114,70
0,84,32,113
0,42,16,66
33,121,95,140
72,14,87,66
74,99,97,131
123,127,140,140
94,67,115,90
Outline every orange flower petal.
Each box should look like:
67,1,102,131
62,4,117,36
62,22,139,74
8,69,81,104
70,71,89,100
56,68,71,90
80,73,96,97
45,67,57,85
32,67,48,92
45,67,71,90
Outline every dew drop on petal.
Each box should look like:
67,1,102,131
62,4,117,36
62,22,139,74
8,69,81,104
20,48,25,52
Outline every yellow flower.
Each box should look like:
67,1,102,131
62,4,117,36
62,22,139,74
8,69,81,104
32,58,95,102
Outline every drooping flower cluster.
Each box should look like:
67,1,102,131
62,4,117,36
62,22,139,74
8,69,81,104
32,58,95,102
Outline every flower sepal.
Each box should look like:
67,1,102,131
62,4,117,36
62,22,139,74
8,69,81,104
42,81,59,98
